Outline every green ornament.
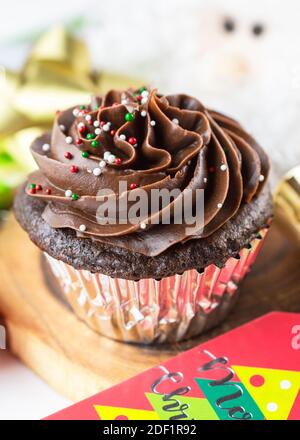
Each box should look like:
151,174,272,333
86,133,95,140
79,105,86,110
71,193,79,201
81,151,89,158
91,140,99,148
125,112,134,122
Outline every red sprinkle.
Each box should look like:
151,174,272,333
114,158,122,165
130,183,137,190
36,184,43,191
100,121,106,127
45,188,52,195
70,165,79,173
136,95,142,102
76,138,83,145
110,129,116,136
78,125,86,134
29,188,36,194
128,136,137,145
64,152,73,160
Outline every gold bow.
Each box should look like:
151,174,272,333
0,26,142,173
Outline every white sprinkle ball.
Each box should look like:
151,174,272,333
99,160,107,168
93,167,102,176
119,134,126,141
121,99,128,105
42,143,50,152
259,174,265,182
140,222,147,230
103,124,110,132
85,115,92,121
73,108,79,117
217,203,223,209
172,118,179,125
141,97,148,105
107,154,116,164
79,224,86,232
141,90,149,98
59,124,66,132
220,164,227,171
93,120,100,127
140,110,147,117
150,120,156,127
65,190,72,198
65,136,73,144
104,151,112,160
95,128,101,135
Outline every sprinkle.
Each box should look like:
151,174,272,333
42,143,50,152
70,165,78,173
91,140,99,148
79,224,86,232
93,120,100,127
76,138,83,145
86,133,95,140
114,157,122,165
110,129,116,136
128,136,137,145
99,160,106,168
45,188,52,195
259,174,265,182
65,136,73,144
107,154,116,164
140,110,147,117
78,124,86,134
73,108,79,117
104,151,112,160
140,222,147,230
71,193,79,201
64,152,73,160
79,105,86,110
204,177,208,183
141,90,149,98
172,118,179,125
130,183,137,190
150,120,156,127
93,167,102,176
217,203,223,209
30,183,36,189
119,134,126,141
125,112,134,122
29,188,36,194
121,99,128,105
141,97,148,105
81,151,89,158
59,124,66,132
94,104,100,110
220,164,227,171
95,128,101,135
103,124,110,132
85,114,92,121
65,190,72,197
100,121,106,127
36,184,42,191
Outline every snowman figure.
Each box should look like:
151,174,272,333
88,0,300,186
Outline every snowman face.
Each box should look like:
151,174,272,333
195,0,297,92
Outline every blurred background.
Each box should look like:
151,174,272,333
1,0,300,205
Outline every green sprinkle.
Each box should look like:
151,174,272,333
94,104,99,110
125,112,134,122
91,140,99,148
71,193,79,201
79,105,86,110
30,183,36,189
139,86,147,92
81,151,89,158
86,133,95,140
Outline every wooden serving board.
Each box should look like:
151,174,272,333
0,214,300,402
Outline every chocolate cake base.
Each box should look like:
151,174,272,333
14,184,272,280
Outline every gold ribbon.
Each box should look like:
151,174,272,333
0,26,142,172
274,165,300,245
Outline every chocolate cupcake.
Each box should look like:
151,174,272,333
14,87,272,344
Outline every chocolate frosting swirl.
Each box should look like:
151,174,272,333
26,88,270,256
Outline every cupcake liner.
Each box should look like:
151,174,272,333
44,228,268,344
